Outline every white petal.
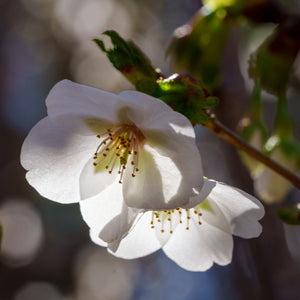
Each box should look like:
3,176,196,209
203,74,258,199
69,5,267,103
79,158,118,200
162,214,233,272
122,146,173,209
123,145,199,209
119,90,173,113
46,80,128,135
209,180,264,238
21,117,97,203
147,138,204,204
89,229,107,247
79,180,122,225
199,197,232,234
142,114,197,158
99,205,140,248
79,180,123,240
119,90,197,154
154,210,181,246
108,211,161,259
118,90,172,127
119,91,204,196
80,181,140,245
182,179,217,209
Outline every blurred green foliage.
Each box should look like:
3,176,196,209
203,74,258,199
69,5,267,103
169,0,300,94
167,9,229,91
277,204,300,225
249,25,300,95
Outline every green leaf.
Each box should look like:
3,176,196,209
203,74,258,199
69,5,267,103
93,38,106,52
94,30,158,89
277,204,300,225
155,74,217,125
199,97,219,109
190,108,211,124
135,80,159,95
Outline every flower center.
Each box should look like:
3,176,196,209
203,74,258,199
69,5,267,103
151,206,203,234
93,123,145,183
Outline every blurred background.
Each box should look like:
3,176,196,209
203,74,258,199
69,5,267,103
1,0,300,299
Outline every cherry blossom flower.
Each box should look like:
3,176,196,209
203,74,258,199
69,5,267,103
21,80,203,209
82,178,264,272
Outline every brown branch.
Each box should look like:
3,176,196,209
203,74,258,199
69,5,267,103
203,116,300,189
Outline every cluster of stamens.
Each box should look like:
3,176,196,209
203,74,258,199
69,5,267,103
93,123,144,183
150,206,203,234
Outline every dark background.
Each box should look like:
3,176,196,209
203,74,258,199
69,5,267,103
1,0,300,299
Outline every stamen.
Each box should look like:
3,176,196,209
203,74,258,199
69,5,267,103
150,207,203,232
169,214,173,234
186,209,190,230
151,212,155,228
93,122,145,183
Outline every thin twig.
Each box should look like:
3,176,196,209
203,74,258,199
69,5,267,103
203,116,300,189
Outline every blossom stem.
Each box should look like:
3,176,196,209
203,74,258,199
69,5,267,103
204,116,300,189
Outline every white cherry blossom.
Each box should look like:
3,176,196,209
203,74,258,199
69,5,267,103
83,178,264,272
21,80,203,209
